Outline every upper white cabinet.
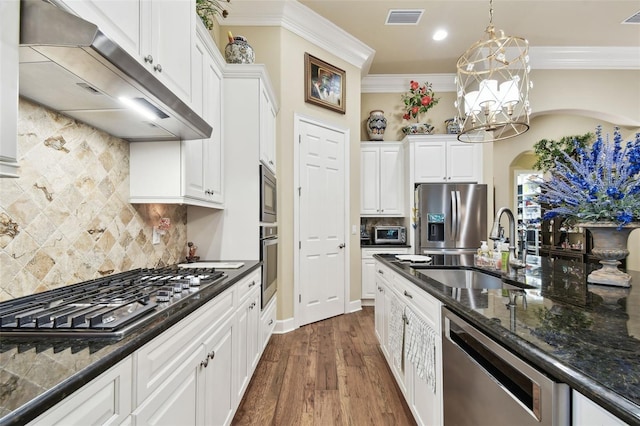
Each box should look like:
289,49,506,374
260,87,277,173
0,0,19,178
129,22,224,208
224,65,279,174
60,0,194,105
409,135,482,184
361,142,405,216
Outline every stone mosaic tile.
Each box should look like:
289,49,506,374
0,100,187,301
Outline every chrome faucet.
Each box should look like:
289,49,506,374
489,207,525,277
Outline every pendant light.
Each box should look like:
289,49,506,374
455,0,532,142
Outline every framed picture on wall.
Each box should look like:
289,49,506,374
304,53,346,114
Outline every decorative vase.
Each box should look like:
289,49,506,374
444,118,461,134
366,110,387,141
581,222,640,287
402,123,434,135
224,36,255,64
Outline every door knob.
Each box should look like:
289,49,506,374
338,243,345,249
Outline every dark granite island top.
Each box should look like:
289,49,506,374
375,253,640,425
0,261,261,426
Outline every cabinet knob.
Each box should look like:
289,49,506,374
377,269,384,275
248,280,256,287
338,243,345,249
269,160,274,165
154,64,163,73
200,358,209,368
144,54,153,64
380,209,384,212
208,350,215,360
268,319,274,326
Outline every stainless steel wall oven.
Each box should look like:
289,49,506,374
260,225,278,309
260,164,277,223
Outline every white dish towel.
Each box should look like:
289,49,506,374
389,296,405,372
405,307,437,393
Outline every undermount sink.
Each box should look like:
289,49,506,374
417,268,508,289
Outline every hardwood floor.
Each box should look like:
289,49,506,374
232,307,416,426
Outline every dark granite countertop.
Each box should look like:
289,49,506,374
375,253,640,425
0,261,261,426
360,243,412,248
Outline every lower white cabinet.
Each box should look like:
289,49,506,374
30,267,275,426
260,295,277,351
572,390,627,426
361,248,410,300
374,260,443,426
29,357,132,425
0,0,19,178
235,285,261,401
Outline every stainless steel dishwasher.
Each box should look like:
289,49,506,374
442,308,570,425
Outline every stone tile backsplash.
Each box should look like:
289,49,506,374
0,100,187,301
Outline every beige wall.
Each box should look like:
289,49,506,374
220,25,362,320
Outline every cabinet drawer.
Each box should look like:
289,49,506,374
135,286,234,404
237,270,261,304
393,276,441,333
361,247,410,259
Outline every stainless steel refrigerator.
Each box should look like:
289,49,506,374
416,183,487,254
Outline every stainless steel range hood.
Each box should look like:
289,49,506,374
19,0,212,142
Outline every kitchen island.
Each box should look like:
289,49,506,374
375,253,640,425
0,261,262,426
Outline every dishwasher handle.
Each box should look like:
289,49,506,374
443,308,555,423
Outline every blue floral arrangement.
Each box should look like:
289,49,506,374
536,126,640,228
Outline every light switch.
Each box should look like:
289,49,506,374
352,225,358,235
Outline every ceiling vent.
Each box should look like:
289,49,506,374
386,9,424,25
623,10,640,24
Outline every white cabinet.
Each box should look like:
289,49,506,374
374,260,443,426
260,86,277,172
0,0,19,178
29,357,132,425
260,295,277,351
235,271,262,402
361,142,405,216
572,391,627,426
61,0,194,105
409,134,482,184
361,247,410,300
129,23,224,208
202,314,236,426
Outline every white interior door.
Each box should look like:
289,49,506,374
297,119,347,327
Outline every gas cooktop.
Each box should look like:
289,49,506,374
0,266,227,339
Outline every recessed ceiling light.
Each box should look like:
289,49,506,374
433,29,448,41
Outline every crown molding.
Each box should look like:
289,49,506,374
361,74,457,93
529,46,640,70
221,1,375,75
221,3,638,82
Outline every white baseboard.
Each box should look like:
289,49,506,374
348,299,362,313
274,316,296,334
361,298,374,307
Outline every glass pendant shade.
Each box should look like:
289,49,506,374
455,11,532,143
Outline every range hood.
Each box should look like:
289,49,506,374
19,0,212,142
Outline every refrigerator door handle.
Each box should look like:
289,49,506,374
455,190,462,242
450,190,457,240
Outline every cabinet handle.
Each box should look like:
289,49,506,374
144,54,153,64
249,302,256,309
269,160,274,165
248,280,256,288
403,290,413,299
268,319,274,326
208,350,215,360
154,64,163,73
200,358,209,368
377,269,384,275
